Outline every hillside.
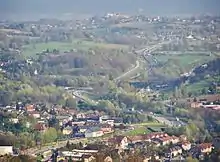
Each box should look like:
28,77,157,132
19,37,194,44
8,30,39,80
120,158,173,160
184,58,220,96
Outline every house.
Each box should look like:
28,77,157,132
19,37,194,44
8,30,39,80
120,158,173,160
0,146,13,155
79,125,91,133
152,140,161,147
153,135,179,146
171,136,180,144
108,136,128,150
197,143,214,154
167,146,182,157
155,136,172,146
34,123,47,132
191,102,203,108
76,113,86,119
113,118,123,126
62,126,72,135
101,119,114,127
129,132,168,144
66,109,77,115
29,111,40,118
143,155,151,162
129,135,144,144
100,124,113,134
85,127,104,138
72,121,86,126
10,118,19,123
25,104,35,112
83,155,96,162
61,151,94,162
104,156,113,162
181,141,192,151
146,132,168,140
142,154,160,162
179,135,187,141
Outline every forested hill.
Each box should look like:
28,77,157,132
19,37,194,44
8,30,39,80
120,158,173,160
193,58,220,76
188,58,220,85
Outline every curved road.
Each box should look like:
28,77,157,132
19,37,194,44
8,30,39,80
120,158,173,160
114,60,140,82
114,40,174,82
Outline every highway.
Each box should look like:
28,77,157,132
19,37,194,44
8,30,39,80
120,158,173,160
114,60,140,82
114,40,174,82
67,89,98,105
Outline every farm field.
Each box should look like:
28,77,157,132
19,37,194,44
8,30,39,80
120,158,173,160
124,122,166,136
124,126,150,136
154,53,217,78
184,76,220,95
132,122,165,127
21,40,129,58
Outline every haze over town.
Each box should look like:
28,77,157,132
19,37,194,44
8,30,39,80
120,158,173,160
1,0,220,20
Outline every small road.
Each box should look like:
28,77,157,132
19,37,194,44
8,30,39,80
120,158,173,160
66,89,98,105
114,40,174,82
27,138,87,156
114,60,140,82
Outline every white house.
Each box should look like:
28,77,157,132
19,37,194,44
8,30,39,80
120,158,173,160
0,146,13,155
85,127,103,138
10,118,19,124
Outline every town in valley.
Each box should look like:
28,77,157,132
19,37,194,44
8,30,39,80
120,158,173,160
0,1,220,162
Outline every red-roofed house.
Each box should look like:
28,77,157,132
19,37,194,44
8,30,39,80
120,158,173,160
154,135,179,146
26,104,35,112
127,132,168,144
197,143,214,154
171,136,180,144
128,135,144,143
108,136,128,150
100,124,113,134
29,111,40,118
181,141,192,151
191,102,203,108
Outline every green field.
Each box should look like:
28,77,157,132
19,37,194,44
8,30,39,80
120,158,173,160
157,54,214,67
132,122,165,127
125,126,150,136
124,122,166,136
185,80,210,93
184,76,220,94
155,53,216,78
22,40,129,57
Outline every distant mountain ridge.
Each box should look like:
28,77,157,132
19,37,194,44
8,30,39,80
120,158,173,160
0,0,220,20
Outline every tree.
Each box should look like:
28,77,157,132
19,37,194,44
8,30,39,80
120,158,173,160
185,122,199,141
108,74,114,81
66,141,70,150
0,91,12,106
68,157,73,162
65,98,76,108
186,156,199,162
174,86,181,98
42,128,57,143
97,100,118,116
48,117,59,129
201,88,208,95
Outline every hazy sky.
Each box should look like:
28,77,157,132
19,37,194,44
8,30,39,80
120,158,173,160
0,0,219,20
